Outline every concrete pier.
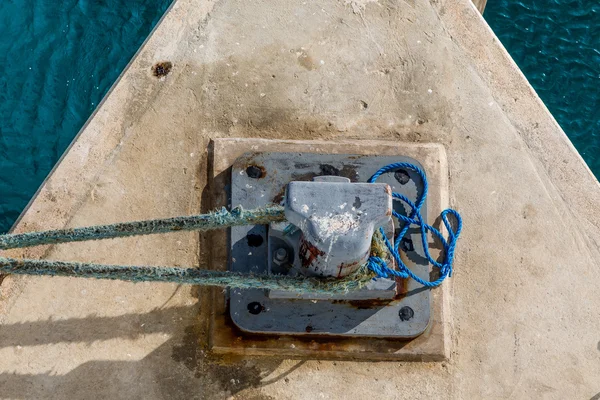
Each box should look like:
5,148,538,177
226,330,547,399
1,0,599,398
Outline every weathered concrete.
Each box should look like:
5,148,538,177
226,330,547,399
1,0,600,398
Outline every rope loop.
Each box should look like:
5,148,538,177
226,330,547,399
366,162,462,287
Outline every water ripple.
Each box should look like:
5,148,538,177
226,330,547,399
0,0,172,232
485,1,600,175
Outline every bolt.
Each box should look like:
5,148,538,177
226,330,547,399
394,169,410,185
399,306,414,321
247,302,263,315
246,165,263,179
274,248,288,262
400,237,414,252
246,234,263,247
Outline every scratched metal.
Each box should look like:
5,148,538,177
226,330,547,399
285,177,392,277
230,153,431,338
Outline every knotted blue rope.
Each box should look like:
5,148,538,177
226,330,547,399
366,163,462,287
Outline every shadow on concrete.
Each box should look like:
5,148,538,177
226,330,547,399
0,302,287,399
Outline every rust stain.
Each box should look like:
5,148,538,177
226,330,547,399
318,164,359,182
272,187,286,204
339,165,359,182
299,236,325,269
216,311,406,353
250,164,267,178
336,260,360,278
272,171,317,204
395,277,410,301
210,296,418,359
345,299,393,309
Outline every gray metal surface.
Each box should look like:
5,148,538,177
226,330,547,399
285,177,392,278
229,152,431,338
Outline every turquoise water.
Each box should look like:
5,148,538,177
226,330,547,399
0,2,597,234
484,1,599,172
0,0,172,233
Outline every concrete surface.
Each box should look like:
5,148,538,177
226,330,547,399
1,0,600,398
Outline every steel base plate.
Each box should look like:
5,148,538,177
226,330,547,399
230,152,432,338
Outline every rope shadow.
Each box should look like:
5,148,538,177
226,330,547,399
0,303,287,399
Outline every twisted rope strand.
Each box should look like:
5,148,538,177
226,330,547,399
0,256,374,294
366,162,462,287
0,205,285,250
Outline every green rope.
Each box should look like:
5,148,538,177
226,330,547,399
0,256,374,294
0,205,386,294
0,205,285,250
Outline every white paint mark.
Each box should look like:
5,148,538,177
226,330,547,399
339,203,347,210
301,204,310,213
427,89,433,94
310,212,359,238
346,0,378,14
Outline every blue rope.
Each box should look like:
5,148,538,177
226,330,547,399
366,163,462,287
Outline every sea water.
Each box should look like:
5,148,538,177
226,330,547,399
0,0,172,233
485,1,599,174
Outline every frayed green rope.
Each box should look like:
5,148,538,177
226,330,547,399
0,205,285,250
0,206,389,294
0,256,375,294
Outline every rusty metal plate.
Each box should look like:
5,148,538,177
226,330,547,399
229,152,431,338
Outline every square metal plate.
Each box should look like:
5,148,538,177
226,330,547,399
206,137,450,361
229,153,431,338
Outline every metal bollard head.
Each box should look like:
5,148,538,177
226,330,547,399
285,176,392,278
